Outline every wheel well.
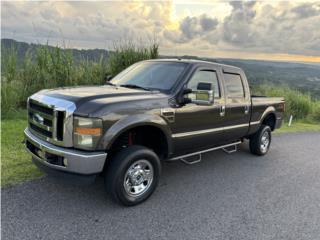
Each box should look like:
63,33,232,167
108,125,169,160
262,113,276,131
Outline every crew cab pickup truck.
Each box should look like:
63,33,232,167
25,59,284,206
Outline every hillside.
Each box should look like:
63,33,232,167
1,38,110,65
173,55,320,98
2,38,320,98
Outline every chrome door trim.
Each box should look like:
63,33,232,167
220,105,225,117
244,105,250,114
172,123,249,138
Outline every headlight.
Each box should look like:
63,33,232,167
73,116,103,150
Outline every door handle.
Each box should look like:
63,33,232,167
244,105,249,114
220,105,225,117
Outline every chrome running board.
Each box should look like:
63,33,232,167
180,154,202,165
222,144,238,154
169,141,242,163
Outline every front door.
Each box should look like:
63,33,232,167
171,67,225,156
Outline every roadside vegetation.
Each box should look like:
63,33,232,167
1,110,43,186
1,41,159,187
1,41,319,187
275,121,320,134
1,41,159,114
252,85,320,122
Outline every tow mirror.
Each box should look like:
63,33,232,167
105,75,113,83
182,88,192,95
178,88,193,105
193,82,214,106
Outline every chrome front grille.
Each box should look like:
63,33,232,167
27,93,76,147
29,100,54,139
28,99,62,143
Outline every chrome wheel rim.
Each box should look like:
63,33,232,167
124,160,154,197
260,131,270,153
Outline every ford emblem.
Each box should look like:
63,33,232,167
33,113,44,124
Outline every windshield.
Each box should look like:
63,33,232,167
111,62,187,91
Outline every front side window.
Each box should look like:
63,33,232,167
187,70,220,99
111,62,187,91
223,73,245,98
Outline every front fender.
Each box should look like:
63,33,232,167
98,114,172,153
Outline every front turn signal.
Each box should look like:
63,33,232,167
75,127,101,135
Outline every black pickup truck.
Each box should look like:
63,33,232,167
25,59,285,206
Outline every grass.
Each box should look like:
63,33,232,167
275,121,320,134
1,111,43,187
1,110,319,187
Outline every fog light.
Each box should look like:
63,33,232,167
37,149,45,159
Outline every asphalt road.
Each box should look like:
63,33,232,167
2,132,320,240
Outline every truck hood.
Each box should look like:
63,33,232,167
33,85,170,116
42,85,154,102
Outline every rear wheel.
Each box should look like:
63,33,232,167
105,145,161,206
249,125,271,156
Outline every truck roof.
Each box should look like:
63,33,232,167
145,58,242,71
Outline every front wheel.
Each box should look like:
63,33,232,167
105,145,161,206
249,125,272,156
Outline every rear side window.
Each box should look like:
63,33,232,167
223,73,245,98
187,70,220,99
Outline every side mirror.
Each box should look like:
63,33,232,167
105,75,113,83
182,88,192,95
193,82,214,106
177,88,192,105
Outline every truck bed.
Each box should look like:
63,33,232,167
251,95,285,106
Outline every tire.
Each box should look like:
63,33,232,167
105,145,161,206
249,125,272,156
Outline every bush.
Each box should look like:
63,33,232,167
252,85,317,121
1,40,159,116
108,40,159,76
310,103,320,122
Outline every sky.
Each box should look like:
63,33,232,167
2,0,320,63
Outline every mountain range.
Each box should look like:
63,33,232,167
2,38,320,98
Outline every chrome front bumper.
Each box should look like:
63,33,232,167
24,128,107,175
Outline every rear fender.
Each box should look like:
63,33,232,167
260,106,276,122
248,106,276,135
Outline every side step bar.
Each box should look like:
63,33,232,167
180,154,202,165
222,144,238,154
169,141,242,164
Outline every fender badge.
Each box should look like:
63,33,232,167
161,108,175,123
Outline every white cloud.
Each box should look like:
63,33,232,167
2,1,172,48
164,1,320,57
2,1,320,58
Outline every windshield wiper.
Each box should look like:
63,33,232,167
120,84,150,91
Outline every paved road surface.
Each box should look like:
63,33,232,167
2,132,320,240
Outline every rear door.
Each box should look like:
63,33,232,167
222,68,251,141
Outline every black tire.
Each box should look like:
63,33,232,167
105,145,161,206
249,125,272,156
